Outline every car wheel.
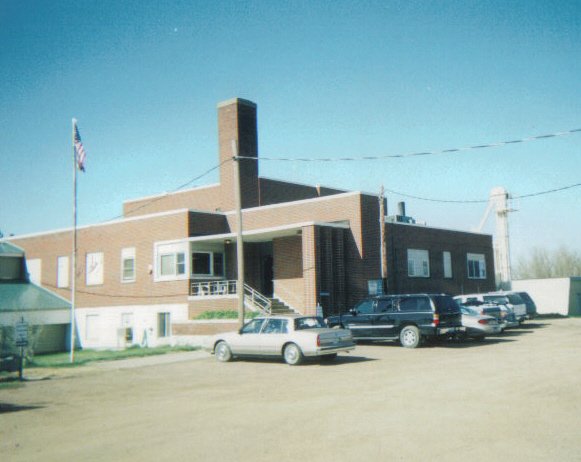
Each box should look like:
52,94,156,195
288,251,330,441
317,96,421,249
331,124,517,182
283,343,304,365
320,353,337,362
400,325,421,348
215,341,233,362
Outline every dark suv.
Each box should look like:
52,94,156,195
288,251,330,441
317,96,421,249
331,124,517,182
326,294,465,348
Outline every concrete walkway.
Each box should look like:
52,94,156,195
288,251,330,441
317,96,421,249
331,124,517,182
93,349,211,370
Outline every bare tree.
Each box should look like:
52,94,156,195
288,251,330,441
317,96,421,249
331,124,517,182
514,246,581,279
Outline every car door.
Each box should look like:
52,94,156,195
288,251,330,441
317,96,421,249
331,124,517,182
342,299,376,338
233,318,266,355
372,297,397,338
259,318,289,355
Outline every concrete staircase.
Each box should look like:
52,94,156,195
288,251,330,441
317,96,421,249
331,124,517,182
269,298,296,315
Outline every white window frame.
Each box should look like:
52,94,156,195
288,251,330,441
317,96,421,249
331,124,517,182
407,249,430,278
121,247,136,283
86,252,104,286
57,256,70,288
443,251,453,279
467,253,487,279
154,242,189,282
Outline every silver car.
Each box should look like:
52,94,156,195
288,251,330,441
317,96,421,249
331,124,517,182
207,315,355,365
460,306,503,339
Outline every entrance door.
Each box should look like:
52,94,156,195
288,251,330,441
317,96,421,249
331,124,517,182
262,255,274,297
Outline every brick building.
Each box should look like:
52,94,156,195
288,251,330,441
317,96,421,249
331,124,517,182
4,98,495,349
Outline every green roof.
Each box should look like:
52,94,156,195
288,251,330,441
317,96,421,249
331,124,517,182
0,241,24,257
0,282,70,312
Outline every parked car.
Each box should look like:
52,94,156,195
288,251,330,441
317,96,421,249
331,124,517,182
325,294,465,348
206,315,355,365
485,292,527,324
0,353,21,373
454,293,526,325
453,298,515,329
459,306,503,339
513,291,538,319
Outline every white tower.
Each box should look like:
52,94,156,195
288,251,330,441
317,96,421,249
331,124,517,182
491,187,512,289
476,186,514,289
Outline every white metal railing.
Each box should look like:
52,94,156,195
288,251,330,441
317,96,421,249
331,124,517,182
243,283,272,314
190,280,238,297
189,280,272,315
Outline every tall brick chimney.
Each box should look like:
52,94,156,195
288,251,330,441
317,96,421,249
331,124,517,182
217,98,259,211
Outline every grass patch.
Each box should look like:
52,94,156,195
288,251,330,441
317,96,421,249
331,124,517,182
195,310,261,320
26,345,199,369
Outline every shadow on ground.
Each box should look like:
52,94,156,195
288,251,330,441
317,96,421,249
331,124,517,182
0,403,45,414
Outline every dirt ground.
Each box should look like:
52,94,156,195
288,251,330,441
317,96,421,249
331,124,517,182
1,318,580,462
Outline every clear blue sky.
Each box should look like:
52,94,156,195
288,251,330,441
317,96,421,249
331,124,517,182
1,0,580,263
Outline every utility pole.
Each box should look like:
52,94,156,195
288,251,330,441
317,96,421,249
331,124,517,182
232,141,245,327
379,185,388,294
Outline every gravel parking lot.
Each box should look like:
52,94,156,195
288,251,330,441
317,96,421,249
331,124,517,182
2,318,580,462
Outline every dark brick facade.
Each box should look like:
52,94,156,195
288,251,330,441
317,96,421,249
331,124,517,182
385,222,495,296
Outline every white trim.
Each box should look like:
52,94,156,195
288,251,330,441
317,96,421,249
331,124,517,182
155,220,351,247
123,183,221,204
6,209,192,241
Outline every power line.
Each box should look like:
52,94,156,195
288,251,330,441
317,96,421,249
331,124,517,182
111,158,231,221
238,127,581,162
101,126,580,222
385,182,581,204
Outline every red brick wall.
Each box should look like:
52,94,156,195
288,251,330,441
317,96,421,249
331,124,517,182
218,99,259,210
123,185,222,217
273,235,304,310
10,211,191,308
188,297,238,318
259,178,345,206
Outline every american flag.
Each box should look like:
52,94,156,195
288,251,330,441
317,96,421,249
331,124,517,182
73,120,87,172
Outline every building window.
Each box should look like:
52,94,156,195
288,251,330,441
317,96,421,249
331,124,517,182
159,252,186,277
467,253,487,279
192,251,224,277
443,251,452,279
57,256,70,288
86,252,104,286
121,248,136,283
407,249,430,278
158,312,171,338
86,314,99,342
192,252,211,275
154,242,189,281
27,258,42,285
121,313,134,343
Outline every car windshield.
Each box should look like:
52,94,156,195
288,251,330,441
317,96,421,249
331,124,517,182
484,295,509,305
294,317,325,330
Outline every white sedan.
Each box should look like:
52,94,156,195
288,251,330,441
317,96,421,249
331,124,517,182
460,306,503,339
207,315,355,365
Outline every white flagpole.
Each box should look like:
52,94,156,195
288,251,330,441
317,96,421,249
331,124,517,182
70,118,77,363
